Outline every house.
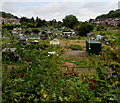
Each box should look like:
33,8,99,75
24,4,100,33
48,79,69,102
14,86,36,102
90,17,120,27
1,17,20,25
8,18,20,25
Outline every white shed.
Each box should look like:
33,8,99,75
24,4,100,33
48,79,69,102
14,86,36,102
50,38,60,45
96,35,104,40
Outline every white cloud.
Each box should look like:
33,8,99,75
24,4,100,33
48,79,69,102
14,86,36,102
1,1,119,21
1,0,119,2
1,0,85,3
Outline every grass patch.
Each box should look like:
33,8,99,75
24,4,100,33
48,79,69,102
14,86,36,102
2,40,10,44
66,44,82,50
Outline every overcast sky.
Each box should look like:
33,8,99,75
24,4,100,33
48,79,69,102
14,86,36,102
1,0,119,21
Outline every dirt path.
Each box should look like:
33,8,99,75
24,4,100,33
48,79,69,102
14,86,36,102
60,40,86,50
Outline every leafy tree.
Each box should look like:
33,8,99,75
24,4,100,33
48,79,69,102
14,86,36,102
27,17,35,24
20,17,28,23
36,17,39,22
21,22,28,28
31,17,35,23
14,24,21,28
41,19,46,26
35,17,46,27
54,23,62,28
0,11,18,19
32,28,40,33
20,17,36,28
36,17,42,27
75,22,94,36
25,29,32,34
96,9,120,19
94,25,107,31
49,19,57,26
2,21,4,25
3,24,14,30
2,28,11,37
117,22,120,27
27,23,36,28
63,14,78,29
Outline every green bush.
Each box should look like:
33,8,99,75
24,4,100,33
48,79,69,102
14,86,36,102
25,29,32,34
94,25,107,31
39,43,48,50
32,28,40,33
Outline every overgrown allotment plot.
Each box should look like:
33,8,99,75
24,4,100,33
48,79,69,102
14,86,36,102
2,29,120,102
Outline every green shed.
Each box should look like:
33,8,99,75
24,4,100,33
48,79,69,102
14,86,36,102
86,40,102,54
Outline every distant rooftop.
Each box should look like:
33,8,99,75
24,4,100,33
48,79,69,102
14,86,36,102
2,48,16,52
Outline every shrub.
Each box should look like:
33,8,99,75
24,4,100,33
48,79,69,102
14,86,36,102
75,22,94,36
32,28,40,33
39,43,48,50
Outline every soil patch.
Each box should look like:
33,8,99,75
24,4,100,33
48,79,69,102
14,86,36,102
64,50,88,57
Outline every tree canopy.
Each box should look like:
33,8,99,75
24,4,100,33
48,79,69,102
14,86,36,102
0,11,18,19
75,22,94,36
63,14,78,29
96,9,120,19
36,17,46,27
117,22,120,27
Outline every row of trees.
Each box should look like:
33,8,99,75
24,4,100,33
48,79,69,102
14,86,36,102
2,14,94,36
20,17,63,28
20,17,46,27
4,13,119,36
0,11,18,19
96,9,120,19
2,15,95,37
62,15,94,36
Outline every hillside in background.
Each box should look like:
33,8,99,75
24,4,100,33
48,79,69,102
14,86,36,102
96,9,120,19
1,9,120,27
0,11,18,19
